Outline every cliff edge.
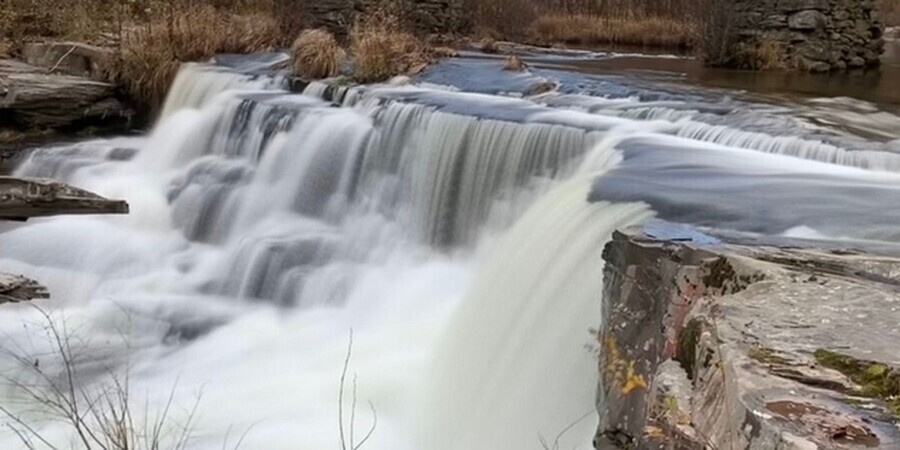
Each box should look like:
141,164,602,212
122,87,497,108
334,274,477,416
597,221,900,449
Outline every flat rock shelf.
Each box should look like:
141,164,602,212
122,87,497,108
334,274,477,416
597,221,900,449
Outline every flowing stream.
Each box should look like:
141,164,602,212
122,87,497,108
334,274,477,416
2,53,900,449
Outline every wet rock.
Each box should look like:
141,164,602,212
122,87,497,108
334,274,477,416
0,59,132,130
0,273,49,304
596,220,900,449
0,176,129,220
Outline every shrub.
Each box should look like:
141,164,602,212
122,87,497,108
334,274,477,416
99,2,282,111
738,37,786,70
350,13,430,83
223,12,283,54
292,29,346,79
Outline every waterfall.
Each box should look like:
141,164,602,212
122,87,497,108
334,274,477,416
159,63,285,119
0,64,644,449
5,61,899,450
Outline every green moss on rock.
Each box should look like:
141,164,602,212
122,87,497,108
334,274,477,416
814,349,900,415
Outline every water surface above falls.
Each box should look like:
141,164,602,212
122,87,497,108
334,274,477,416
1,51,900,450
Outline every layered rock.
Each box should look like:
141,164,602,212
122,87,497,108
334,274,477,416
0,273,49,304
728,0,884,71
20,41,113,78
0,176,129,220
596,221,900,449
1,58,132,130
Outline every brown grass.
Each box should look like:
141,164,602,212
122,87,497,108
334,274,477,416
350,12,430,83
742,37,786,70
882,0,900,27
1,0,283,113
503,54,527,71
101,3,281,110
292,29,346,79
529,14,696,49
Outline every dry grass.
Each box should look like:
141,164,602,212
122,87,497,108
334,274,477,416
741,37,786,70
883,0,900,27
529,14,696,49
503,54,527,71
350,12,430,83
1,0,283,112
292,29,346,79
103,3,281,111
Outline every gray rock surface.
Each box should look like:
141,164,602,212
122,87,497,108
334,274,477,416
0,273,48,304
0,59,131,130
0,176,128,220
20,41,112,78
596,221,900,449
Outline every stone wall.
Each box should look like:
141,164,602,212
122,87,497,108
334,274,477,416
730,0,884,71
305,0,467,36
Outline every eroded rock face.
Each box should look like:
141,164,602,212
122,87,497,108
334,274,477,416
724,0,883,71
596,221,900,449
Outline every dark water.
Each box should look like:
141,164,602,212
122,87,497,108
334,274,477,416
544,41,900,108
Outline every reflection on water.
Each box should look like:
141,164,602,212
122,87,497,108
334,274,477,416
548,41,900,108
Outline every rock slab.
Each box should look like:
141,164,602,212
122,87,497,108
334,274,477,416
0,176,129,220
1,59,131,130
596,221,900,449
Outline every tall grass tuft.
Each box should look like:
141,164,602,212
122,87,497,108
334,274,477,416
529,14,696,49
350,12,430,83
292,29,346,79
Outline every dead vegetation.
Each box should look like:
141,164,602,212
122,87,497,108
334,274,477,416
468,0,703,49
529,14,696,48
292,29,346,79
0,306,205,450
1,0,285,112
882,0,900,27
349,11,431,83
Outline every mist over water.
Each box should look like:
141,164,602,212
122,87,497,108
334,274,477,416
3,57,900,449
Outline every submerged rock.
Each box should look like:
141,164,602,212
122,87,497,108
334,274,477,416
596,221,900,449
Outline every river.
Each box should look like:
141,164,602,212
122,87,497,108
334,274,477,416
1,45,900,449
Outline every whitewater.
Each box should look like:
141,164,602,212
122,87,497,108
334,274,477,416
2,58,900,450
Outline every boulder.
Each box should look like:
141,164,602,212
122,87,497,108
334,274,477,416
20,41,112,78
789,10,826,30
0,59,131,130
595,221,900,449
0,176,129,220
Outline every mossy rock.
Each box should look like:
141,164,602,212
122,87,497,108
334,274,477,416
814,349,900,415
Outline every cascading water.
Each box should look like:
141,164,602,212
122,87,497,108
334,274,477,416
0,64,648,450
4,58,900,450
